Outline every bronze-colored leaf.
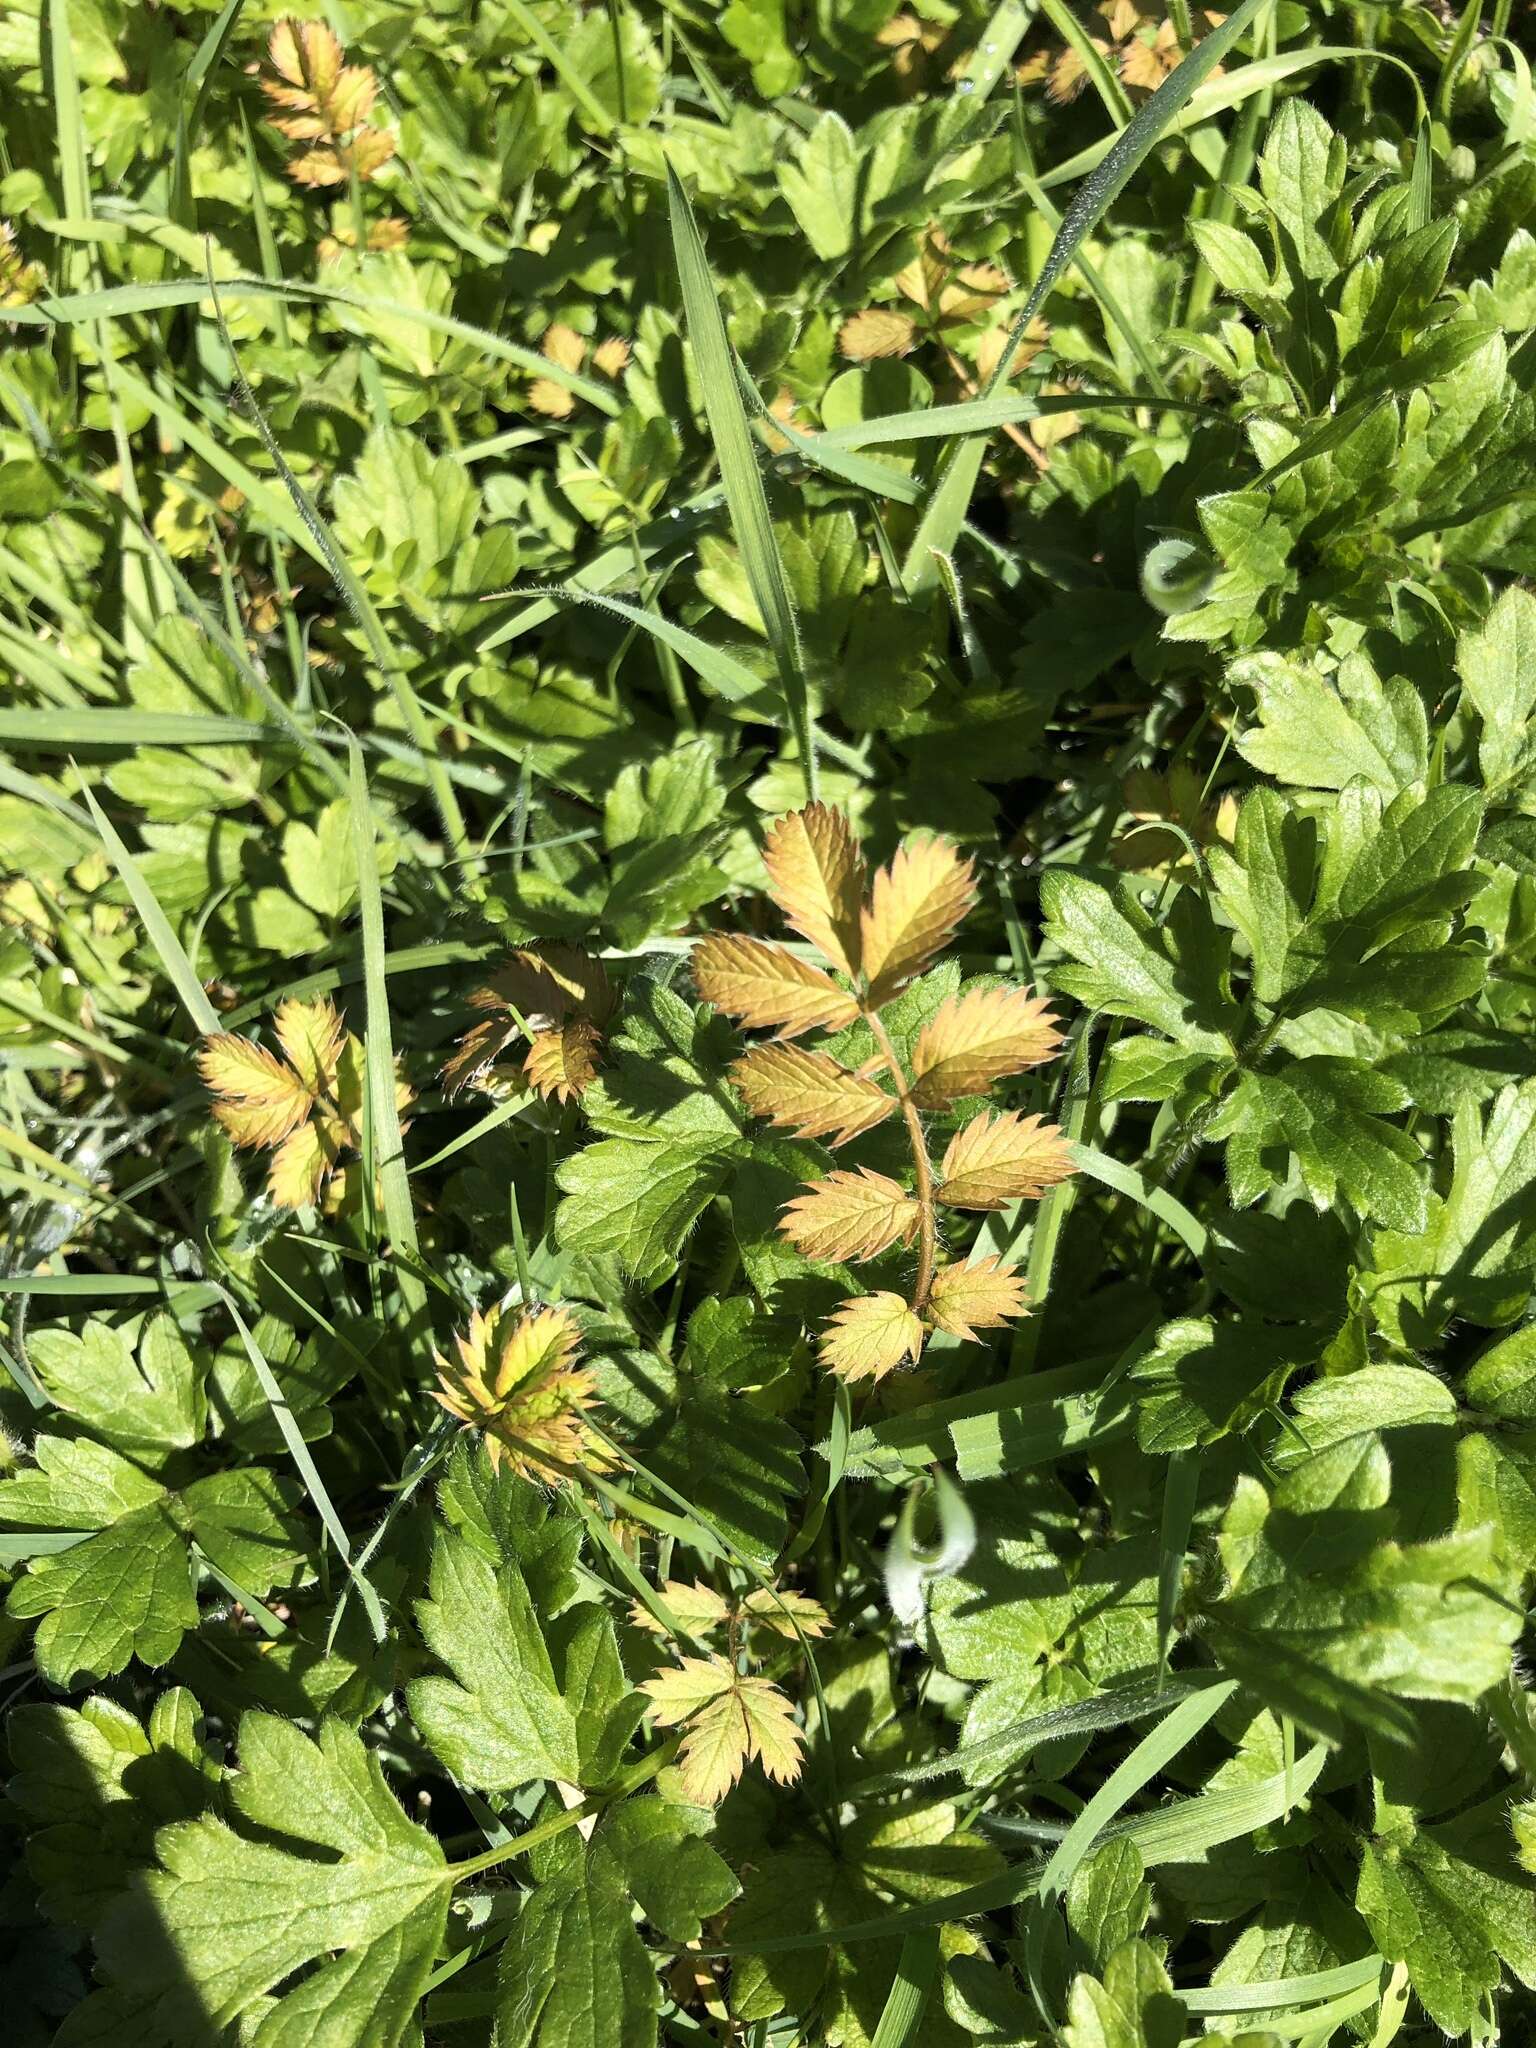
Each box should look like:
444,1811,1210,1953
730,1044,895,1145
909,986,1061,1108
692,933,858,1039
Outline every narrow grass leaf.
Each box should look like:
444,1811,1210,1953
348,739,425,1320
870,1931,939,2048
215,1283,387,1639
77,777,220,1037
901,0,1268,593
666,162,818,797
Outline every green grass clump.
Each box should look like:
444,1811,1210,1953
3,3,1536,2043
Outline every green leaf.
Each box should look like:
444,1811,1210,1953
493,1820,660,2048
1271,1364,1457,1474
1205,1438,1523,1744
926,1492,1158,1691
1132,1318,1316,1453
1220,1060,1427,1231
1040,873,1236,1056
437,1446,583,1605
1062,1937,1185,2048
407,1527,584,1793
556,1136,732,1286
1366,1079,1536,1343
107,619,266,823
1358,1799,1536,2036
1067,1841,1151,1976
601,1798,741,1942
645,1386,804,1567
1233,651,1428,794
776,113,859,262
9,1688,219,1928
1,1438,303,1684
26,1313,204,1458
557,979,748,1283
1458,584,1536,794
1211,782,1485,1027
565,3,663,127
97,1714,449,2047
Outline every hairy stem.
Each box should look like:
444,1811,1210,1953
865,1009,938,1312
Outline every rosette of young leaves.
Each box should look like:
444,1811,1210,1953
261,18,397,189
198,995,414,1211
630,1577,827,1804
431,1302,603,1482
441,944,612,1104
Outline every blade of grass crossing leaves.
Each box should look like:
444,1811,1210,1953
666,163,820,800
902,0,1268,593
240,110,291,347
173,0,247,222
1011,1023,1095,1372
0,1334,48,1410
348,739,425,1323
24,278,620,411
955,0,1037,94
1070,1138,1209,1258
326,1416,459,1653
502,0,615,132
76,778,220,1037
1024,1677,1237,2019
1156,1448,1199,1679
2,711,284,747
851,1681,1197,1797
711,1729,1324,1959
43,0,90,296
1035,1679,1237,1910
484,584,768,704
1037,0,1133,124
870,1932,939,2048
1365,1963,1412,2045
206,274,475,872
1182,1958,1387,2015
788,1375,851,1562
1435,0,1484,121
0,1275,206,1298
733,371,925,504
185,0,248,140
1037,44,1426,191
215,1284,387,1638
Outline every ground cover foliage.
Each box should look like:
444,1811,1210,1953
3,0,1536,2041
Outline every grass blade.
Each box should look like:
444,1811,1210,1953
215,1284,387,1640
901,0,1268,594
77,777,220,1037
1,711,286,748
1156,1448,1200,1679
42,0,90,295
870,1932,939,2048
25,276,621,412
850,1680,1197,1797
1021,1676,1238,2020
666,161,819,799
348,739,426,1324
483,582,768,705
205,273,474,871
1034,1678,1237,1915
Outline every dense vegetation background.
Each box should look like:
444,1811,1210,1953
3,0,1536,2042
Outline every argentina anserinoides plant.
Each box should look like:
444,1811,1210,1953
694,804,1075,1381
